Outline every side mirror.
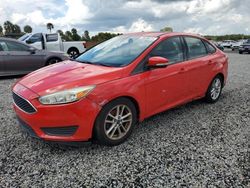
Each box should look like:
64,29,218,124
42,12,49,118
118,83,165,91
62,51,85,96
148,56,169,68
26,40,32,44
29,47,36,54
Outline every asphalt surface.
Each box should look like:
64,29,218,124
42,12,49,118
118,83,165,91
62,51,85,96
0,52,249,187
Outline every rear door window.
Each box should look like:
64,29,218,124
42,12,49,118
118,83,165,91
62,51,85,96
0,41,9,51
204,41,216,54
5,41,30,51
184,37,207,59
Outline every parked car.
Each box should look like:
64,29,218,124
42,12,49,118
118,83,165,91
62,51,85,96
239,42,250,54
12,32,228,146
18,33,86,57
220,40,236,48
0,37,69,76
231,40,246,51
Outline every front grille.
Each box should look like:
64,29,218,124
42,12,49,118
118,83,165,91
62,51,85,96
13,92,36,114
41,126,78,136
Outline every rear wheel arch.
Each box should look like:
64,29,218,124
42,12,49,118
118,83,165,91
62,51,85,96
215,73,224,87
67,47,79,57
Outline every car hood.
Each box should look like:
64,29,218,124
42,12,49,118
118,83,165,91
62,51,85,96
18,60,124,96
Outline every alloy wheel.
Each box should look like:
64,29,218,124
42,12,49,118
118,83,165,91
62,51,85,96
210,78,222,100
104,105,132,140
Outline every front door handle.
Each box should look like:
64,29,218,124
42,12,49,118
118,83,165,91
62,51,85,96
208,60,213,65
178,67,186,74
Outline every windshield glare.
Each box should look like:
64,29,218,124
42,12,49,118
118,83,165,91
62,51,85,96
76,35,157,67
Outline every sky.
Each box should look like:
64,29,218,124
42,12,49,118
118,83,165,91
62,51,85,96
0,0,249,36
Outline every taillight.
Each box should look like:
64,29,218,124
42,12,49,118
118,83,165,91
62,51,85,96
83,43,86,48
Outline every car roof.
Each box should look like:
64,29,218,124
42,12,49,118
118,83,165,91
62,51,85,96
123,32,204,39
0,37,37,49
0,37,21,42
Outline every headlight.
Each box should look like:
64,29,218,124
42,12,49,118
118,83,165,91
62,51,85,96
39,85,95,105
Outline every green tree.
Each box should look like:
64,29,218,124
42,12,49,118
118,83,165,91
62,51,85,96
65,31,73,41
57,29,66,41
46,23,54,33
4,21,15,34
71,28,81,41
91,32,121,43
160,26,173,32
82,30,90,41
13,24,21,33
24,25,32,33
0,25,3,36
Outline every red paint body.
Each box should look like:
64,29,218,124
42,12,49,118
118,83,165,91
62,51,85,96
12,32,228,142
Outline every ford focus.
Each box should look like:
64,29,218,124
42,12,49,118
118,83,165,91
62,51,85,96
12,32,228,146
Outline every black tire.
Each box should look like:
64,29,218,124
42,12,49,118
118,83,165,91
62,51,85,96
205,75,223,103
93,98,137,146
68,48,79,58
239,51,243,54
46,58,61,66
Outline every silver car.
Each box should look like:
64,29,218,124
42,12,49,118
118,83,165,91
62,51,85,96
0,37,69,76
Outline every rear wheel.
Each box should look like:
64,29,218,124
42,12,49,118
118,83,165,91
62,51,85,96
239,51,243,54
205,76,223,103
68,48,79,58
94,98,137,146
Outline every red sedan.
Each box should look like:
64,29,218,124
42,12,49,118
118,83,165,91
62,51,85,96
12,32,228,146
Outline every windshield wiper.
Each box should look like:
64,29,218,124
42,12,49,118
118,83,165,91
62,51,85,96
71,59,94,64
71,59,114,67
94,63,113,67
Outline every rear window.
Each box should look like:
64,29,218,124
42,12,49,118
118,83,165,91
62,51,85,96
46,34,58,42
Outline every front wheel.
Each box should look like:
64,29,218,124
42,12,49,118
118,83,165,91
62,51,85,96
205,76,223,103
46,58,61,65
94,98,137,146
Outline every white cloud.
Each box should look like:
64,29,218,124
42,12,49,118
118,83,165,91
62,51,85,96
0,0,249,35
184,27,203,35
57,0,93,25
129,18,154,32
113,18,154,32
0,0,92,33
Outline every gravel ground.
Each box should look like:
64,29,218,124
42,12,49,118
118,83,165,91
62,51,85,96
0,52,249,187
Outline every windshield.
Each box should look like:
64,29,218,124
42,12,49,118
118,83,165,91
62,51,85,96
18,33,32,41
76,35,157,67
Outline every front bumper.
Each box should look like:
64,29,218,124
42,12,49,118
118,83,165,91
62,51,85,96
13,83,101,142
239,48,250,52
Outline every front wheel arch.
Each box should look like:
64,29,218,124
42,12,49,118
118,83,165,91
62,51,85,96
92,97,139,145
45,57,62,66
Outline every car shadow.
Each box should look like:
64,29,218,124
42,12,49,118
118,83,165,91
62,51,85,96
0,75,24,80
